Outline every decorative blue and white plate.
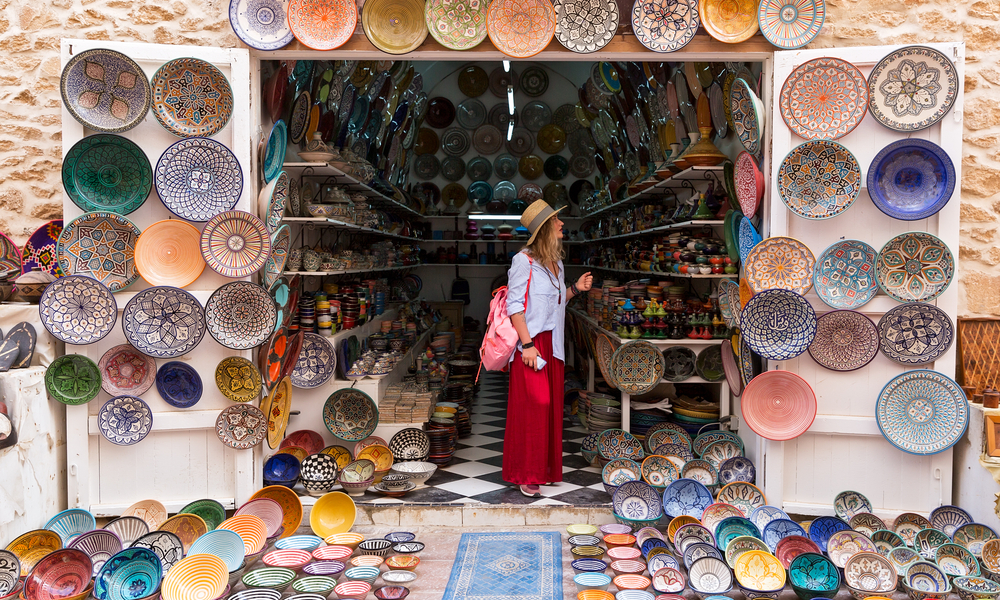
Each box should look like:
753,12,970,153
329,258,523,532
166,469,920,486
155,137,243,222
291,333,337,389
263,120,287,183
877,302,953,365
39,275,118,345
98,396,153,446
155,361,203,409
662,478,713,519
876,369,968,455
612,480,663,521
263,224,290,290
94,547,162,600
876,231,954,302
57,211,141,292
122,286,207,358
684,542,724,569
60,48,151,133
205,281,277,350
808,310,879,372
738,218,763,264
741,289,817,360
731,77,763,155
259,170,287,233
762,518,806,552
778,140,862,219
717,456,756,486
131,531,183,573
807,516,851,552
868,45,958,132
868,138,955,221
229,0,295,50
930,506,973,538
813,239,878,309
749,506,789,532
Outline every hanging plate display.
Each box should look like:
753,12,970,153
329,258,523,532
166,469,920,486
756,0,824,49
260,328,303,391
362,0,429,54
813,239,878,310
39,276,117,345
99,344,156,397
868,45,958,132
99,396,153,446
631,0,699,53
156,362,203,409
215,356,262,403
741,289,817,361
554,0,618,53
262,121,286,184
216,404,267,449
323,388,379,442
779,57,866,140
205,281,277,350
122,286,207,358
291,333,337,389
286,0,357,50
150,58,234,138
735,152,763,217
22,220,63,277
596,333,617,387
57,212,141,291
63,135,152,215
777,140,862,219
258,171,287,234
486,0,556,59
263,225,290,289
740,371,816,441
867,139,955,221
730,78,764,155
155,137,243,222
260,376,292,449
700,0,758,42
134,220,205,288
876,369,968,455
737,218,762,264
201,210,271,278
229,0,295,50
808,310,879,372
877,302,953,365
425,0,488,50
45,354,102,406
610,340,665,395
663,346,697,383
60,48,151,133
876,231,954,302
744,236,815,295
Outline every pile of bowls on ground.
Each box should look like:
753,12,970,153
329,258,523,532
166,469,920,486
2,489,423,600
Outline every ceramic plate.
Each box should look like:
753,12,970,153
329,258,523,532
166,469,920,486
876,369,968,455
229,0,295,50
877,302,953,365
741,289,816,361
868,45,958,132
721,338,743,397
613,481,662,521
155,137,242,222
60,48,150,133
261,376,292,449
216,404,267,449
263,225,289,289
596,333,617,387
740,370,816,441
876,231,954,302
737,218,762,264
555,0,618,53
0,232,19,275
808,310,879,372
287,0,357,49
291,333,336,389
779,57,866,140
730,77,763,155
757,0,824,49
361,0,429,54
201,210,271,278
868,139,955,221
134,220,206,288
99,344,156,397
151,58,233,137
778,141,862,219
205,281,277,350
813,239,878,309
663,479,713,519
63,134,152,214
22,220,64,276
122,286,207,358
486,0,556,59
700,0,758,42
45,354,102,406
260,328,303,391
735,152,763,217
215,356,262,403
610,340,665,395
262,122,286,184
156,361,203,409
323,389,378,442
99,395,153,446
57,211,141,291
744,236,816,294
424,0,488,50
631,0,699,53
39,276,117,345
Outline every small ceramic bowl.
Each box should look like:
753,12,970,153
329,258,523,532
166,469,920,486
274,535,323,552
604,534,637,549
571,545,605,559
349,555,384,568
738,582,785,600
324,532,364,549
340,478,374,497
610,559,647,576
607,547,642,562
358,539,392,557
241,567,296,592
289,575,337,595
613,574,652,591
313,545,352,561
953,577,1000,600
568,535,602,547
574,572,613,593
306,204,336,218
262,549,311,571
389,462,437,486
300,478,337,497
571,558,609,575
344,565,380,585
385,555,420,571
301,560,345,579
373,586,410,600
576,591,614,600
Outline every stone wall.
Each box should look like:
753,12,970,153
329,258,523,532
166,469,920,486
0,0,997,315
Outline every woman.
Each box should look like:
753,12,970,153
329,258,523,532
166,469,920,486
504,200,593,498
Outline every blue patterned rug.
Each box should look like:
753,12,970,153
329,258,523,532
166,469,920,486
442,532,563,600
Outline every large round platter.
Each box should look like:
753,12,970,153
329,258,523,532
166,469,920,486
777,141,862,219
63,134,152,214
877,302,953,365
99,344,156,397
323,389,378,442
22,220,64,276
57,212,141,291
425,0,488,50
735,152,763,217
779,57,866,139
261,376,292,449
596,333,617,387
122,286,207,358
737,215,762,263
156,361,203,409
257,171,287,234
757,0,824,49
631,0,698,53
741,371,816,441
741,289,816,361
39,276,117,345
555,0,618,53
808,310,879,372
610,340,665,395
215,356,262,403
216,404,267,449
151,58,234,138
201,210,271,278
99,395,153,446
813,239,878,309
744,236,815,294
876,369,968,455
700,0,758,43
155,137,243,222
868,45,957,132
0,232,19,275
287,0,357,50
730,78,763,155
229,0,295,50
486,0,556,59
205,281,277,350
135,220,205,288
60,48,150,133
362,0,428,54
867,139,955,221
263,225,289,290
875,231,954,302
45,354,101,406
94,547,161,600
291,333,336,389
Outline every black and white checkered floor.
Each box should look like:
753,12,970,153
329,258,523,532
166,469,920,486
358,371,612,506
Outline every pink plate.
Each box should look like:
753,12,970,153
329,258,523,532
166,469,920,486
312,546,352,561
735,151,763,217
741,370,816,441
24,549,92,600
262,549,311,569
721,340,743,397
775,535,822,568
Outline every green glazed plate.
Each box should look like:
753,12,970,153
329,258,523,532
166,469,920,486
179,498,227,530
44,354,101,405
62,134,152,214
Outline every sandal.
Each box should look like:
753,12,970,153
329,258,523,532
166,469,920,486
519,485,541,498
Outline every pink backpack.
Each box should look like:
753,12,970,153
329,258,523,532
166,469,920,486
479,255,532,374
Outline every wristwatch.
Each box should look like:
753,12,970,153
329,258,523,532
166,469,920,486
522,341,535,349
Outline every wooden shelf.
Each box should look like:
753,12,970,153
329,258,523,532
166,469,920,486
563,220,724,244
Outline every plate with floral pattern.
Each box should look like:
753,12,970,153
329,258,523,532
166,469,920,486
151,58,234,138
868,45,957,132
808,310,879,372
813,239,878,309
22,220,64,277
731,77,764,155
60,48,151,133
777,140,862,219
63,134,152,215
424,0,488,50
122,286,206,358
877,302,953,365
757,0,824,49
486,0,556,59
215,356,262,403
631,0,699,53
229,0,295,50
876,369,968,455
216,404,267,449
201,210,271,278
155,137,243,222
737,217,762,264
100,344,156,397
323,388,378,442
39,276,118,345
555,0,618,53
611,340,666,395
57,212,141,291
99,396,153,446
876,231,954,302
744,236,815,295
287,0,357,50
291,333,337,389
205,281,277,350
779,57,866,139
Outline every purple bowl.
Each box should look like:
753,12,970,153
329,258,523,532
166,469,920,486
302,560,346,579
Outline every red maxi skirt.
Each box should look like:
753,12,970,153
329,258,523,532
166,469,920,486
502,330,564,485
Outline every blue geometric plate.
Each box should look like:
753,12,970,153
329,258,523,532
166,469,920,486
263,121,287,183
807,516,851,551
259,171,287,233
613,480,663,521
662,478,713,519
717,457,756,486
98,396,153,446
291,333,336,389
155,361,203,409
778,140,862,219
813,239,878,309
60,48,151,133
63,134,152,215
122,286,207,358
57,211,141,292
39,275,118,345
205,281,277,350
94,547,162,600
263,225,290,290
808,310,879,372
930,505,973,538
876,231,954,302
741,289,817,360
868,139,955,221
322,388,378,442
229,0,295,50
151,58,234,138
762,518,806,552
731,77,763,155
877,302,953,365
738,218,762,264
876,370,968,455
155,137,243,222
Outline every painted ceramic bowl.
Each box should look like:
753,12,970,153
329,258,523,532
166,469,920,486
24,549,92,600
241,567,296,591
309,492,356,538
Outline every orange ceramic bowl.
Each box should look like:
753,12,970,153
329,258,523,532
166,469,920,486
613,574,652,591
324,532,364,549
577,590,614,600
385,555,420,571
603,534,636,549
349,555,384,568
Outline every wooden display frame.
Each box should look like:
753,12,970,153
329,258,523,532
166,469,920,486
986,414,1000,457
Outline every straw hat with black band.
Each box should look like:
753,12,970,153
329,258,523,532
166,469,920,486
520,199,565,245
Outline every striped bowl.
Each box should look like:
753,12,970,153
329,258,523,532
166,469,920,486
302,560,345,578
611,559,647,576
273,536,323,552
226,589,280,600
607,547,642,562
613,574,653,591
218,515,268,555
323,533,364,549
574,572,613,593
44,509,96,544
235,499,284,539
285,595,327,600
349,555,384,568
333,581,371,598
187,529,246,573
103,517,150,546
161,554,227,600
576,590,614,600
67,529,122,576
312,546,352,562
262,549,310,571
241,567,295,591
344,565,380,584
289,576,337,595
357,539,392,557
385,555,420,571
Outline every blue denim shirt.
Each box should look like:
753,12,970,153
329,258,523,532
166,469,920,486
506,250,566,362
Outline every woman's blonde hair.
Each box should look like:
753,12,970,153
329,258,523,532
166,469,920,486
525,217,564,267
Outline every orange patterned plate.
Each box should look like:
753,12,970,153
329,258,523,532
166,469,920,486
161,554,227,600
5,530,62,577
356,444,394,472
287,0,357,51
218,515,267,555
122,499,169,530
261,376,292,449
157,514,208,554
249,486,303,540
699,0,759,43
487,0,556,58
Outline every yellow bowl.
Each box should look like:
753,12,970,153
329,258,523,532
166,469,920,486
324,532,364,549
310,492,356,538
385,555,420,571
